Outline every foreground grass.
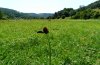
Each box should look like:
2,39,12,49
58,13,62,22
0,19,100,65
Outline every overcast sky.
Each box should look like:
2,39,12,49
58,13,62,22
0,0,97,13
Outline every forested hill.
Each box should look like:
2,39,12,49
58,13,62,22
51,0,100,19
0,7,53,19
0,0,100,20
87,0,100,9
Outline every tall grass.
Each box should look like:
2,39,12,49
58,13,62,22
0,19,100,65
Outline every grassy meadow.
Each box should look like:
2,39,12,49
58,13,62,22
0,19,100,65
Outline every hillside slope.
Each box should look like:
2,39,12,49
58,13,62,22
52,0,100,19
0,7,53,19
87,0,100,9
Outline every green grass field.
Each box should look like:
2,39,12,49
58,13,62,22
0,19,100,65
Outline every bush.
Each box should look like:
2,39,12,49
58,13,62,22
62,15,66,19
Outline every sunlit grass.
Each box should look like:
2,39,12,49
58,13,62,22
0,19,100,65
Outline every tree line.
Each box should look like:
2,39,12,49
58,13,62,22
48,0,100,19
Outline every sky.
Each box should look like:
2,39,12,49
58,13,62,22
0,0,97,13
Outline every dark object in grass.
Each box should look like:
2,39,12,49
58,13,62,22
37,27,49,34
37,31,44,33
43,27,49,34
